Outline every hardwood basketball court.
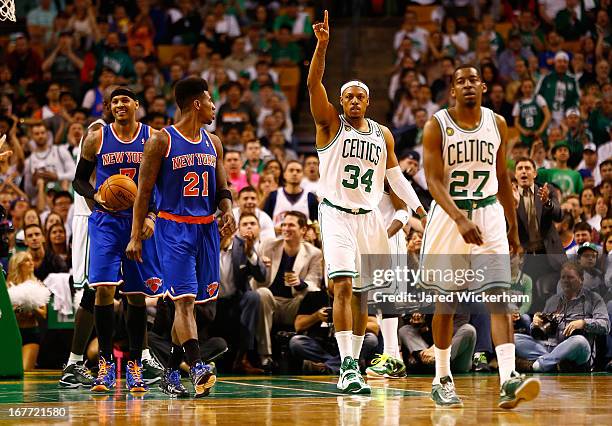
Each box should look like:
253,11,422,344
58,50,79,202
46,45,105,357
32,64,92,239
0,372,609,424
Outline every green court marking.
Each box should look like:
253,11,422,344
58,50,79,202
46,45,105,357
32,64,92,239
0,374,428,403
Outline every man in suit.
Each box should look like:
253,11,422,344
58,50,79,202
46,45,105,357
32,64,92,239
515,157,567,310
253,211,323,370
217,212,267,373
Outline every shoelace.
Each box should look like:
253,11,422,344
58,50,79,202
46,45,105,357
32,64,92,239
75,364,94,380
144,356,163,370
97,358,110,380
440,380,456,399
127,361,143,382
168,370,182,385
370,354,389,367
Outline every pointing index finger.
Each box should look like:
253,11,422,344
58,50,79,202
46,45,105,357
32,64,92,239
324,9,328,26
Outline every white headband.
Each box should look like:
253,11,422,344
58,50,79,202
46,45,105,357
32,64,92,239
340,80,370,97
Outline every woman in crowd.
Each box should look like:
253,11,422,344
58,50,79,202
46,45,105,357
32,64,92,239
46,223,70,268
7,252,49,371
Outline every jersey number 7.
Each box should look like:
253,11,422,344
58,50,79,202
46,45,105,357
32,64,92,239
183,171,209,197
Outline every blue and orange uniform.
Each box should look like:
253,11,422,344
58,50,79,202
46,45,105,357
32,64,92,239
88,122,163,296
155,125,220,303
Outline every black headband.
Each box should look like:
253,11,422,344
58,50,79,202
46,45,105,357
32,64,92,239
110,88,137,102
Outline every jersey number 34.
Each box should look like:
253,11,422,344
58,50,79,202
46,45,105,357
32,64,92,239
183,171,209,197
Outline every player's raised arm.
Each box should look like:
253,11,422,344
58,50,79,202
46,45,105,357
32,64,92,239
494,113,521,255
211,134,236,237
126,130,168,262
422,117,483,245
307,10,339,143
73,128,102,203
380,125,427,220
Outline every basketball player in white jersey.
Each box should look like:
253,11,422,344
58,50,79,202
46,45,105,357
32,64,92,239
309,11,427,394
421,64,540,408
365,185,410,379
58,88,115,388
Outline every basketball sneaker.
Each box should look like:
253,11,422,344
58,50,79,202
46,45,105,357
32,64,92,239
126,360,149,392
337,357,371,395
59,362,95,388
431,376,463,407
365,354,407,379
160,368,190,398
189,361,216,398
498,371,540,409
91,357,116,392
141,353,164,385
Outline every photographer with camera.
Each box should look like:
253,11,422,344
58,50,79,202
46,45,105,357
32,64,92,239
514,262,610,372
288,287,379,374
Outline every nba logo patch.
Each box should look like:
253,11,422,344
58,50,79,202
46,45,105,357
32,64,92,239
145,277,162,293
446,127,454,136
345,125,351,132
206,282,219,297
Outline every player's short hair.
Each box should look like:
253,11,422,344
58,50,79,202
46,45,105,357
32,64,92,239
174,77,209,111
573,221,593,233
238,186,257,197
239,212,259,224
284,211,307,228
452,64,481,84
514,157,536,170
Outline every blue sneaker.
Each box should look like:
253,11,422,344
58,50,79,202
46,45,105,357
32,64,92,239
189,362,216,398
160,368,189,398
91,357,116,392
126,360,149,392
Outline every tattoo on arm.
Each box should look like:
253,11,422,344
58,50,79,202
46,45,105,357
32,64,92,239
81,129,102,161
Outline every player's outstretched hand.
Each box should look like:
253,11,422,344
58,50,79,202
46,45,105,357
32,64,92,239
456,216,484,245
312,10,329,43
141,216,155,240
126,238,143,263
219,211,236,238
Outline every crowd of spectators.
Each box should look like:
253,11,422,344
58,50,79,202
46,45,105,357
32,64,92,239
1,1,611,375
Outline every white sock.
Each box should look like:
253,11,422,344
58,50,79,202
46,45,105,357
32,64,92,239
67,352,82,366
495,343,516,385
335,330,353,362
381,317,400,359
141,349,152,361
433,346,452,385
352,334,365,360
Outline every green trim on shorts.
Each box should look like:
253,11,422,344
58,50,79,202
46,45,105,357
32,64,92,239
329,270,359,279
418,203,438,268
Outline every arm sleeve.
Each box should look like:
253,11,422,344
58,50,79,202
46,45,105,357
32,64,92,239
385,166,424,213
307,192,318,221
72,157,97,200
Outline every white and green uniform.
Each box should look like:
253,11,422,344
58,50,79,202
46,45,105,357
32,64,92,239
535,72,579,125
420,107,511,293
512,95,547,146
71,119,106,287
317,115,390,292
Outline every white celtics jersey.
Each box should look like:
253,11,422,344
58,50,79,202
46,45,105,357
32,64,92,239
73,119,106,216
317,115,387,210
432,107,500,200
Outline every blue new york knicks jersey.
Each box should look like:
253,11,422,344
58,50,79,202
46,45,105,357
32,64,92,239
96,122,151,217
156,125,217,217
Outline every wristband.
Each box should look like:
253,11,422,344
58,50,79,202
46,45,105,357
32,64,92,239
392,210,410,226
216,189,232,207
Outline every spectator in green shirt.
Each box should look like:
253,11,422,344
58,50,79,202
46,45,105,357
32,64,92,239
537,141,584,196
588,94,612,146
536,51,580,125
270,26,302,67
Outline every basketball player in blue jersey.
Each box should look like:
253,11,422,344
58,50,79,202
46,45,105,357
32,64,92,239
127,77,236,398
73,87,163,393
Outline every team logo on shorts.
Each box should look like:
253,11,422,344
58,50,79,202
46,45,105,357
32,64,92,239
206,282,219,297
145,277,162,293
446,127,454,136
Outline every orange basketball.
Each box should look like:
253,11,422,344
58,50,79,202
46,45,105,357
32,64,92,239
99,174,138,211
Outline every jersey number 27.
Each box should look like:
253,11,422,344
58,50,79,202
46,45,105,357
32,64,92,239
183,171,209,197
